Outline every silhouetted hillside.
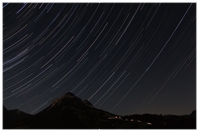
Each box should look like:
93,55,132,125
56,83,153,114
122,111,196,129
25,92,116,129
3,92,196,129
3,106,31,129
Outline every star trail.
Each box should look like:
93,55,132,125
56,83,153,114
3,3,196,116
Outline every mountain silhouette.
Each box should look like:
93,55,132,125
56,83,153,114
83,100,94,108
3,106,31,128
3,92,196,129
190,110,196,116
24,92,117,129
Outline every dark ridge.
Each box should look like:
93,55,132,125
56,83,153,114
3,92,196,129
190,110,196,116
3,106,31,129
61,92,76,99
50,92,82,107
83,100,94,107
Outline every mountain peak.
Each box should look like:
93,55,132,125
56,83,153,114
61,92,76,99
50,92,82,108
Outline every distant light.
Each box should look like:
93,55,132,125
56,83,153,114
147,122,152,125
130,119,134,121
137,120,141,122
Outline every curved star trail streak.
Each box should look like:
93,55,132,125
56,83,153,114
3,3,196,115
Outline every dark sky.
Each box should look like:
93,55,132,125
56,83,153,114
3,3,196,116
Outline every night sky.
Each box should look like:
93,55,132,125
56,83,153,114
3,3,196,116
